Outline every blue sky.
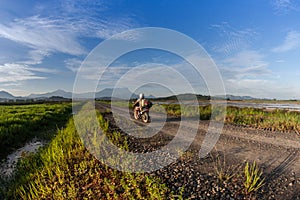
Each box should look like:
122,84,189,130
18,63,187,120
0,0,300,99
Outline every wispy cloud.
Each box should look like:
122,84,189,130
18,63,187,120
221,50,272,79
272,31,300,52
210,23,291,98
216,50,279,97
23,49,50,65
0,1,137,89
0,9,136,56
272,0,298,13
225,78,274,98
0,16,86,56
64,58,83,72
0,63,47,83
0,0,137,61
210,22,258,55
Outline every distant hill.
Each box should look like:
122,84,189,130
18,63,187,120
28,89,72,99
0,91,15,99
27,88,138,100
96,88,138,100
154,93,210,101
227,95,255,100
215,94,256,101
147,95,156,99
153,94,259,101
2,88,258,101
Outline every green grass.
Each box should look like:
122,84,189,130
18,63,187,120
154,103,300,132
211,150,265,195
244,161,265,195
0,101,276,198
226,106,300,132
0,103,72,159
3,107,175,199
211,151,240,183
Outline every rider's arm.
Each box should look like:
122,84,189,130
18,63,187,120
134,99,140,106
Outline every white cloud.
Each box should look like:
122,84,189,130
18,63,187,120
29,67,59,74
272,31,300,52
0,1,138,91
222,64,271,80
58,0,136,38
272,0,298,13
224,78,300,99
225,79,273,98
0,63,46,83
111,30,143,41
216,50,280,98
0,16,86,56
24,49,51,65
64,58,83,72
211,23,258,55
221,50,271,80
210,23,300,98
0,2,137,67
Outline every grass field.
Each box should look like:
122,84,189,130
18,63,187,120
153,103,300,133
1,101,287,199
1,105,174,199
100,99,300,132
0,103,72,159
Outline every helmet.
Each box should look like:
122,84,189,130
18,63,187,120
139,93,144,99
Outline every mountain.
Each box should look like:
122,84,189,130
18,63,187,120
147,95,156,99
0,91,15,99
22,89,257,101
96,88,138,99
155,93,210,101
28,89,72,99
217,94,256,101
27,88,138,100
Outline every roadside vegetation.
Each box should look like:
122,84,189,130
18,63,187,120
211,150,265,198
0,103,72,159
1,101,292,198
226,106,300,132
1,104,174,199
102,100,300,133
151,103,300,133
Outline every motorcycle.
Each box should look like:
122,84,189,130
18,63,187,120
133,99,152,123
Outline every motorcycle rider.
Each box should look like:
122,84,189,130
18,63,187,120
133,93,152,122
134,93,146,114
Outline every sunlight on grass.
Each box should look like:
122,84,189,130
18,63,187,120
4,110,174,199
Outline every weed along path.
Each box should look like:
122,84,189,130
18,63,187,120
96,102,300,199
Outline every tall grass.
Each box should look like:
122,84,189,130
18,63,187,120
152,104,212,120
156,103,300,132
0,103,72,158
4,111,174,199
226,106,300,132
244,161,265,195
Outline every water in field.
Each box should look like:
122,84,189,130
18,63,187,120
0,138,44,178
226,102,300,111
155,101,300,111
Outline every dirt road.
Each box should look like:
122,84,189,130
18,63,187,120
95,102,300,199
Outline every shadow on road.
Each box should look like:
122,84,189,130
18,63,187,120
264,150,299,184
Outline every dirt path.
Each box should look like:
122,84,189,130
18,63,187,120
168,119,300,173
95,102,300,199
